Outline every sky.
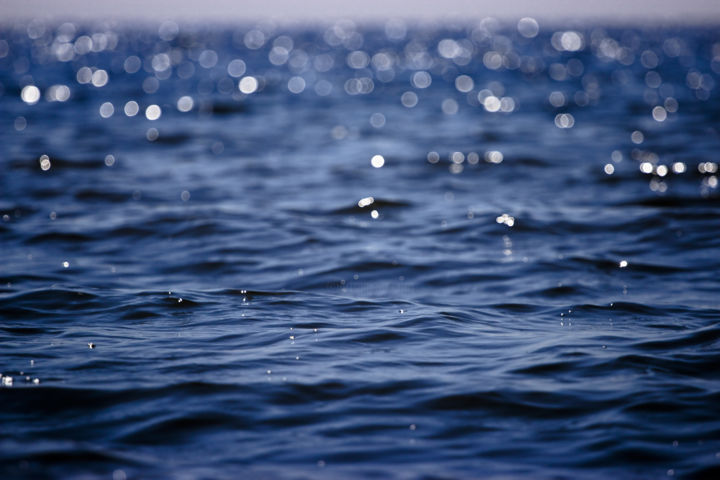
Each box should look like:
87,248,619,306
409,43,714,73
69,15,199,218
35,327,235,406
1,0,720,23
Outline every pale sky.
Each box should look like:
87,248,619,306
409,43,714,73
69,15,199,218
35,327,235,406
1,0,719,23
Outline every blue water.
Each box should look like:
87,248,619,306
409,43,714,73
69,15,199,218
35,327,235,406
1,19,720,479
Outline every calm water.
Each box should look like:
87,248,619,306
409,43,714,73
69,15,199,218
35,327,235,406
1,18,720,479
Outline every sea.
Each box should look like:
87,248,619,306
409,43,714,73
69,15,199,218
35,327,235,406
1,17,720,479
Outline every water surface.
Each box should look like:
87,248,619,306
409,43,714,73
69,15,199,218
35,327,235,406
1,19,720,479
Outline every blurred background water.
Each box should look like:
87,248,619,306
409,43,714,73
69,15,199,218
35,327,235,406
1,15,720,479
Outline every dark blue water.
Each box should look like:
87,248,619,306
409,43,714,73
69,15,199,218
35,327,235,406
2,18,720,479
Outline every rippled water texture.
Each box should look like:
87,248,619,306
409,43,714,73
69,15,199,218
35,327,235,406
1,18,720,479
